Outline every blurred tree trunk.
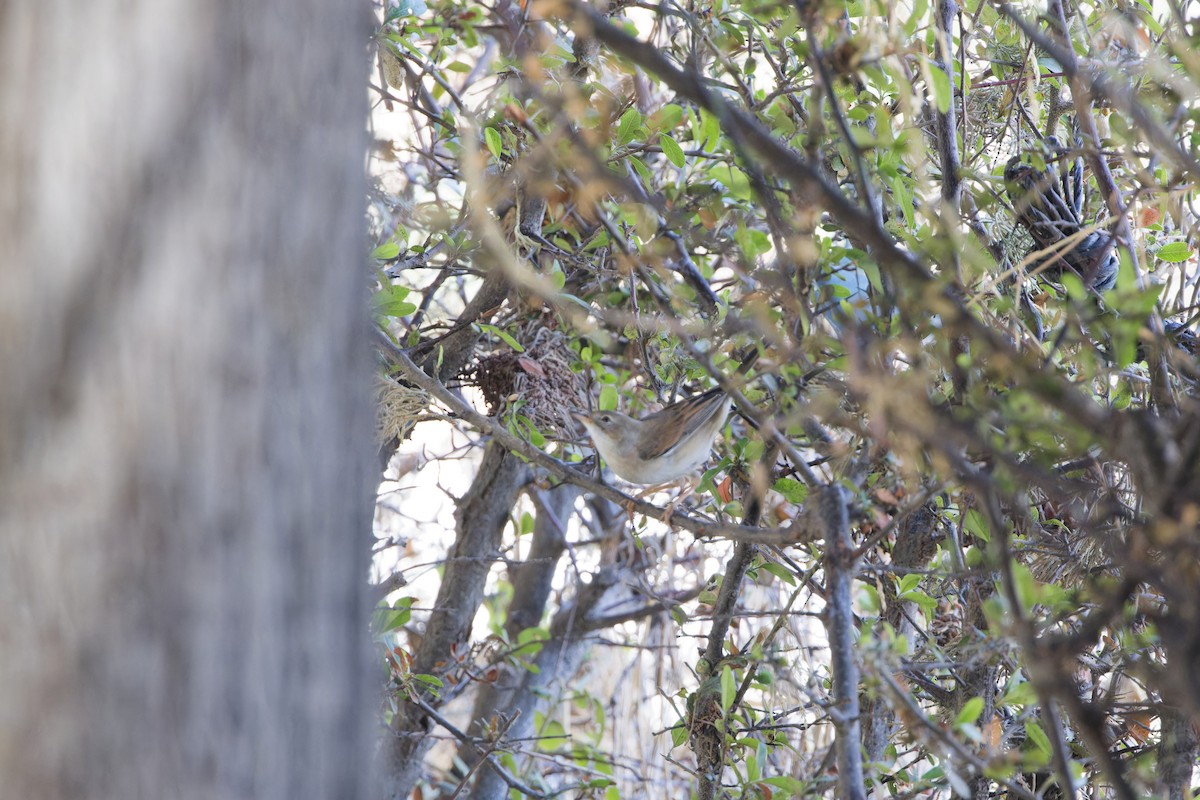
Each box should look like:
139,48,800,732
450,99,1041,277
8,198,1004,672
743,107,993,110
0,3,375,799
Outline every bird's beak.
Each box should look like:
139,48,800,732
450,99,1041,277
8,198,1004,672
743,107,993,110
570,411,595,446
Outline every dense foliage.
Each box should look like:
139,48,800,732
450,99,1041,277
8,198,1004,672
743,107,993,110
372,0,1200,797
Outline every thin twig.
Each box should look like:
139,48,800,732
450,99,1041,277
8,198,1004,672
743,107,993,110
407,695,547,799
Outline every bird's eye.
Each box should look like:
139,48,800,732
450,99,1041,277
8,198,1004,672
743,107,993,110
599,414,611,423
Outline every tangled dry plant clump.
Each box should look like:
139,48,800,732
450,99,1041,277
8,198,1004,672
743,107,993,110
375,375,431,443
471,324,587,438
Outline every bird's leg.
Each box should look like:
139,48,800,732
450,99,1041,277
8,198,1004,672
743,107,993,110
634,481,677,500
511,191,563,263
662,478,699,527
633,477,699,527
510,191,538,257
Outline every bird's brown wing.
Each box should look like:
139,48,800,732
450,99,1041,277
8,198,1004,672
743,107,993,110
636,388,726,461
1005,160,1079,248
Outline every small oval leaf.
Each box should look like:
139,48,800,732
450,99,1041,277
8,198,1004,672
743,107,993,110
1157,241,1192,263
660,134,686,168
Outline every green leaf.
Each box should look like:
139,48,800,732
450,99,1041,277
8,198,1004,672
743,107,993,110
411,673,444,688
773,478,808,503
599,384,618,412
516,625,548,648
1109,282,1163,318
515,414,546,447
647,103,684,132
544,43,576,63
659,134,686,168
374,284,418,318
1112,379,1132,409
373,596,414,632
897,588,938,614
734,225,771,258
1157,241,1192,263
860,583,881,614
723,165,752,201
1036,55,1062,73
1024,720,1053,757
479,324,524,352
535,718,569,751
928,59,952,114
1114,325,1137,368
484,126,502,160
371,241,401,261
746,743,762,781
698,465,723,495
617,108,642,145
761,776,808,796
760,562,796,585
955,697,984,726
560,292,593,311
890,174,914,227
670,724,688,748
385,33,424,57
962,507,990,543
628,155,653,184
744,439,764,462
720,665,736,711
1012,562,1039,612
898,572,922,595
1003,680,1038,705
907,0,928,33
699,108,721,151
921,766,945,782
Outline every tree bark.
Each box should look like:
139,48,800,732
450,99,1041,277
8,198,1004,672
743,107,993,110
467,559,628,800
386,442,532,797
819,485,867,800
1156,708,1198,800
456,483,577,795
0,3,375,799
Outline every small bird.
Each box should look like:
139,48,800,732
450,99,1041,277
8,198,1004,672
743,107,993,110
1004,141,1119,292
572,388,732,485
